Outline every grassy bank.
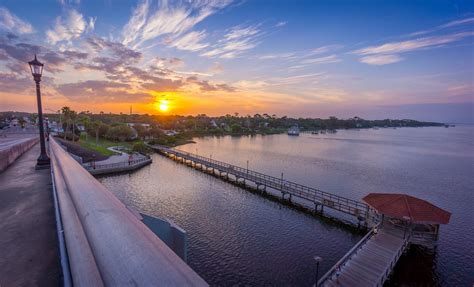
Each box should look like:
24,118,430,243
78,134,136,156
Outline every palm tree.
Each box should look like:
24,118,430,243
79,115,90,141
70,111,77,142
90,120,101,145
61,106,71,140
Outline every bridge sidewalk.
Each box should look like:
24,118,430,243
0,143,60,286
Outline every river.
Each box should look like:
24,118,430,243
100,125,473,286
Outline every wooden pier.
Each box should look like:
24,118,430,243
318,225,409,286
150,145,451,287
150,145,371,223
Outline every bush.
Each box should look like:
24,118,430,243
132,142,150,154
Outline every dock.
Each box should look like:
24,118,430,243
318,226,409,286
150,145,371,223
150,144,451,287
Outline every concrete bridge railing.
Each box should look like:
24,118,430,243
49,137,207,286
0,136,39,172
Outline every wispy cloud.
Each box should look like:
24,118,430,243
301,54,341,65
353,32,474,55
201,24,262,58
311,45,342,55
122,0,232,48
353,32,474,65
0,7,33,34
258,52,296,60
46,9,95,44
170,30,209,51
359,54,403,65
275,21,287,27
440,17,474,28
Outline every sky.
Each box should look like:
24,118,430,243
0,0,473,122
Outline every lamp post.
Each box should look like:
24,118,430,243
246,159,249,174
28,55,50,167
314,256,322,286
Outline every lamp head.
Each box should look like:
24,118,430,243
28,55,44,80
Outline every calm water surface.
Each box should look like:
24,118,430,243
100,126,473,286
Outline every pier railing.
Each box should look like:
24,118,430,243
317,224,379,286
152,145,369,219
49,138,207,286
83,156,151,171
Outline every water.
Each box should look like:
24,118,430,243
100,126,474,286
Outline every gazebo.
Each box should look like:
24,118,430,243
363,193,451,247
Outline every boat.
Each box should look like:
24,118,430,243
311,131,319,135
287,126,300,136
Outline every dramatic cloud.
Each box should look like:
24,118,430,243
122,0,233,48
46,9,95,44
170,30,209,51
0,7,33,34
187,76,236,92
86,37,142,63
57,80,151,102
359,54,403,65
0,73,32,93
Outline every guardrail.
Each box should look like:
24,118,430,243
317,224,379,286
49,137,207,286
153,145,369,219
0,136,39,172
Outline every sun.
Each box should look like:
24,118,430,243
159,100,169,111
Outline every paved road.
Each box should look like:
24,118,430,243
0,143,60,286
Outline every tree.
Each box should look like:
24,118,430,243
61,106,71,140
70,111,77,142
132,142,150,154
18,117,26,128
79,115,90,141
106,125,133,141
230,123,242,134
89,120,102,144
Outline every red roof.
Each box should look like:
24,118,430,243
362,193,451,224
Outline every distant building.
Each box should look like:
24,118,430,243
164,130,179,136
126,123,151,128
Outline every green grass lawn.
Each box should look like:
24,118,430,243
78,134,136,156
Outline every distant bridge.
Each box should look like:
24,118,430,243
150,144,371,223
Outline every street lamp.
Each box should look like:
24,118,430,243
314,256,322,286
28,55,50,167
246,159,249,174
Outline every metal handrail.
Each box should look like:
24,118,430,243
317,224,379,286
83,157,151,170
50,138,207,286
153,145,369,217
376,235,409,286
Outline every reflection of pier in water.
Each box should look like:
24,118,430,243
149,145,451,287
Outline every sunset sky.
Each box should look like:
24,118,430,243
0,0,473,122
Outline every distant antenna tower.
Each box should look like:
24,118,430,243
130,105,132,115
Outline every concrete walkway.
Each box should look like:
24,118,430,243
94,146,147,165
0,143,60,286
